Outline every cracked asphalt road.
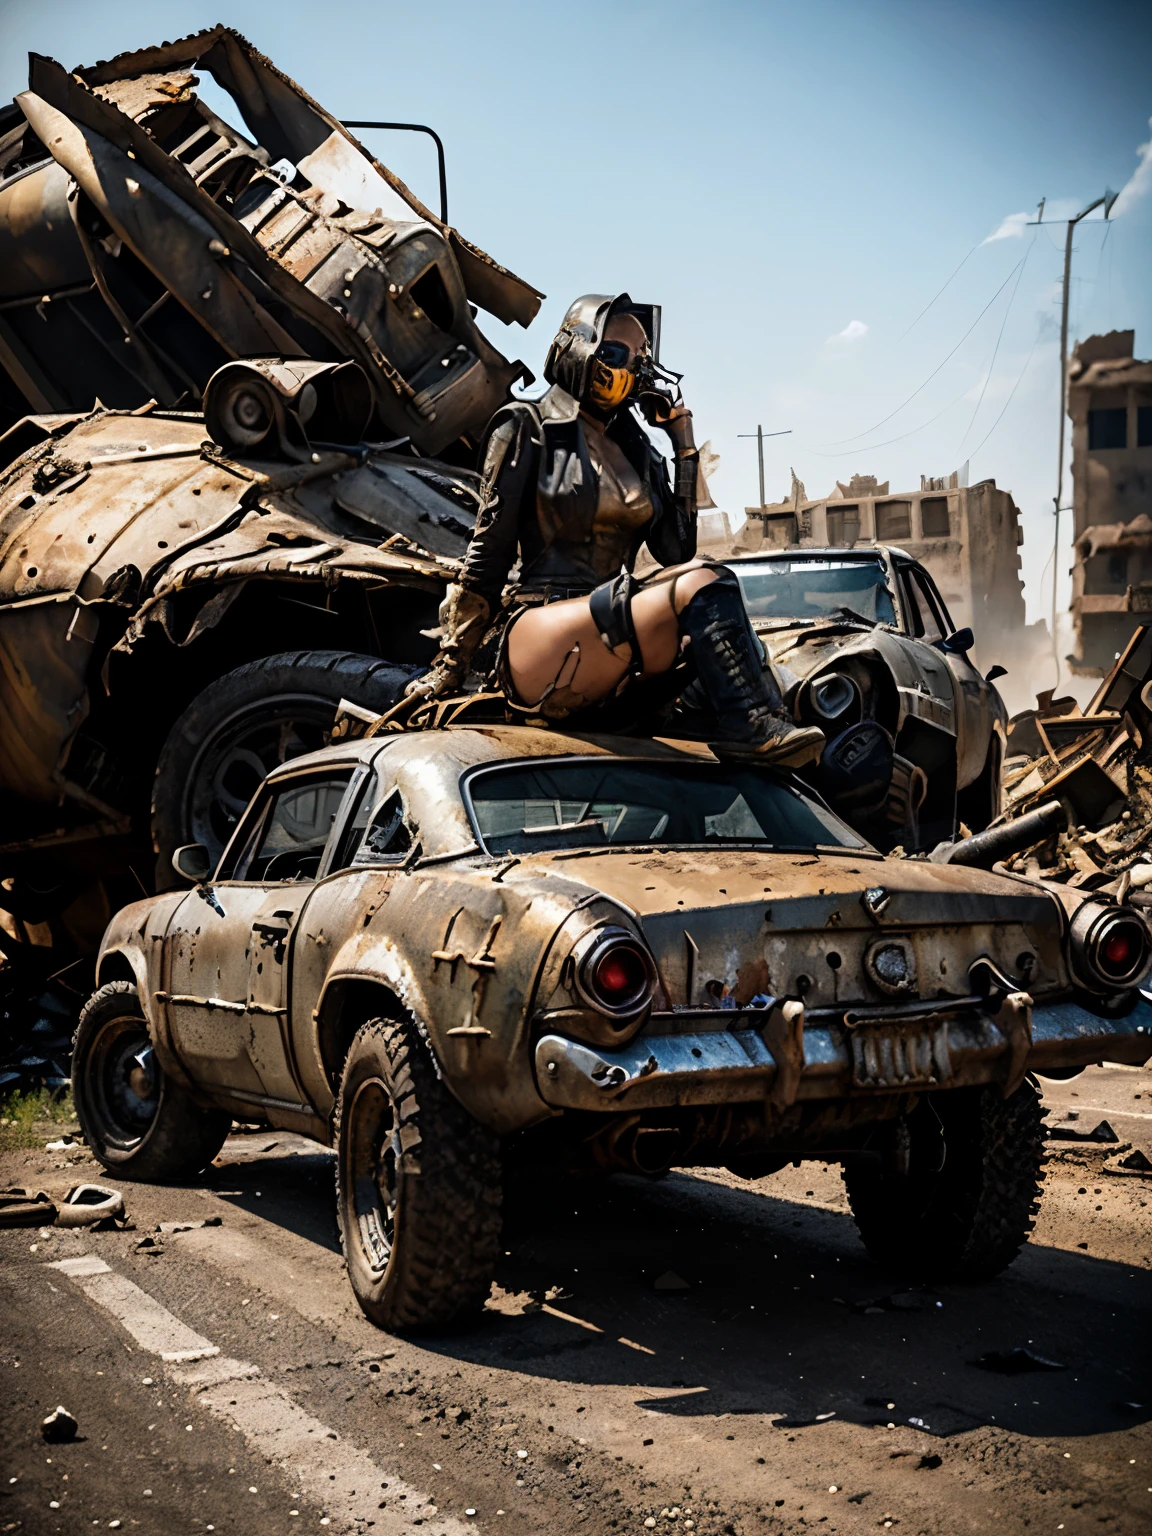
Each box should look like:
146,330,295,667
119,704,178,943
2,1065,1150,1536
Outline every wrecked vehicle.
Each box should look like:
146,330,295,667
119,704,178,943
0,26,543,1084
723,546,1009,849
75,725,1152,1330
0,25,540,443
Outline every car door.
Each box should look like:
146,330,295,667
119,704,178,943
161,763,359,1108
911,564,1001,788
285,764,418,1114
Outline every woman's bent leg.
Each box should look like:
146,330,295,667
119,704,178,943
504,599,630,713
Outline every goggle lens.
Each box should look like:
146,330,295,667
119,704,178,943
595,340,633,370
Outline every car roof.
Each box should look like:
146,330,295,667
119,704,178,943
725,546,907,563
268,725,717,781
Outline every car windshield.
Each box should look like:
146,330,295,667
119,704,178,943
734,557,897,625
466,760,867,855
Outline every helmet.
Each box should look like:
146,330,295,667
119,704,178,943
543,293,653,408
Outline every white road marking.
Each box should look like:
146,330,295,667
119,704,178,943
48,1255,470,1535
49,1256,218,1361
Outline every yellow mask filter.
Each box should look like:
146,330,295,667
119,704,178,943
588,356,635,409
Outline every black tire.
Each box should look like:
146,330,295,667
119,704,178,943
843,1078,1046,1282
151,649,413,888
335,1016,502,1333
72,981,231,1182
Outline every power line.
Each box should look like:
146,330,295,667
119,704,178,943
956,236,1036,455
966,327,1042,463
898,238,982,340
803,377,975,459
816,253,1029,448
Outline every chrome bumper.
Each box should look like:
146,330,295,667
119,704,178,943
534,996,1152,1113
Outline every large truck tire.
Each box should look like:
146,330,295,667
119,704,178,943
151,650,412,888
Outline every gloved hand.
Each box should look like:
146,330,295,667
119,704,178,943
404,584,491,699
638,393,697,458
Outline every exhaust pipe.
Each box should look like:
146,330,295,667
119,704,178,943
938,800,1066,870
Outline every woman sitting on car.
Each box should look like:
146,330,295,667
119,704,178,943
408,292,822,766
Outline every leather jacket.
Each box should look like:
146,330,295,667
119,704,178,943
457,382,697,614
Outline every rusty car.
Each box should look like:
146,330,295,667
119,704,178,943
720,546,1009,849
73,724,1152,1330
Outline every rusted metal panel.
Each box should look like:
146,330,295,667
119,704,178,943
8,29,542,452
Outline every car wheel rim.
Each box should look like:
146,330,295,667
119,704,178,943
182,695,340,862
87,1014,160,1150
348,1077,400,1279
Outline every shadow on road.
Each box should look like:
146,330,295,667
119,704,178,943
202,1144,1152,1445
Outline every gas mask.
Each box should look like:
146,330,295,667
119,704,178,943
587,338,638,410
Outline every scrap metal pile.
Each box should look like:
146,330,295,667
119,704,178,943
996,624,1152,901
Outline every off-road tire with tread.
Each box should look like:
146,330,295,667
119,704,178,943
335,1016,502,1333
152,649,413,887
73,981,232,1182
843,1077,1046,1281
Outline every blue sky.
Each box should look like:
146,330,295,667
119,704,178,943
4,0,1151,655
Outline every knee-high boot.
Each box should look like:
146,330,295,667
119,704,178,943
678,569,824,767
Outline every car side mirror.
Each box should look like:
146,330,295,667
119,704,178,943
939,626,974,655
986,663,1008,684
173,843,211,883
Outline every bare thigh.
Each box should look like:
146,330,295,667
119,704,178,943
505,561,719,712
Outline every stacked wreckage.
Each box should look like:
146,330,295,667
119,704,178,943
1,29,1151,1331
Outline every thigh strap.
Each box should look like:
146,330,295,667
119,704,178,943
589,568,643,679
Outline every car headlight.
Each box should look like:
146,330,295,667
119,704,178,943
572,926,657,1024
1069,903,1152,991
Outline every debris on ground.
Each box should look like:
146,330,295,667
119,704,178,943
134,1235,163,1255
998,626,1152,891
1046,1119,1121,1144
53,1184,124,1229
157,1217,223,1233
0,1187,57,1227
970,1348,1067,1374
40,1406,77,1443
45,1136,81,1152
1104,1148,1152,1176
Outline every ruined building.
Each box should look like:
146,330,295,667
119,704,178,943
1067,331,1152,676
731,469,1041,688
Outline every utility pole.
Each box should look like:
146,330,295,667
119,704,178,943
736,426,791,509
1030,191,1118,681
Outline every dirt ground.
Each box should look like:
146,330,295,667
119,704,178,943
1,1064,1149,1536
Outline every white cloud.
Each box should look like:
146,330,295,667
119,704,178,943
1112,116,1152,218
827,319,868,344
982,210,1030,243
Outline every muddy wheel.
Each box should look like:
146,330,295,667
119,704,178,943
335,1017,502,1333
72,981,231,1182
151,650,412,888
843,1078,1046,1281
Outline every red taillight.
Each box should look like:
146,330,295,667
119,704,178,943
1103,929,1135,968
575,930,655,1019
1097,919,1146,980
595,948,646,999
